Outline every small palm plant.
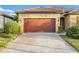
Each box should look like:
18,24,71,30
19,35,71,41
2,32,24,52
12,15,19,22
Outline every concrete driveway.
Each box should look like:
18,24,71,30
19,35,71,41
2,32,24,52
2,33,76,53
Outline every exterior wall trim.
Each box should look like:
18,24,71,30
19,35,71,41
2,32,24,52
18,14,61,33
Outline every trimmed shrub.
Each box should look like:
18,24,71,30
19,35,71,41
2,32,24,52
66,26,79,38
5,20,21,34
58,26,64,33
1,33,13,38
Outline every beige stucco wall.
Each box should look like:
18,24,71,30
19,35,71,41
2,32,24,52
18,13,61,33
0,15,4,29
65,16,70,30
0,15,12,29
65,14,79,30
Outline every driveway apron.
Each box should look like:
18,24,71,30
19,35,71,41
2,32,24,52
2,33,76,53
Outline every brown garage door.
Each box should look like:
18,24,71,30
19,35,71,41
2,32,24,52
24,18,55,32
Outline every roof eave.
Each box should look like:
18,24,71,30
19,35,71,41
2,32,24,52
16,11,62,14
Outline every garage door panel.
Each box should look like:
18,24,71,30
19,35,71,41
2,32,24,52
24,18,55,32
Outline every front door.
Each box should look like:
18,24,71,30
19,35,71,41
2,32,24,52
60,17,65,30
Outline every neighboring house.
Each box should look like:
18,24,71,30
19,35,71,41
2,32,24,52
0,12,13,29
16,7,79,33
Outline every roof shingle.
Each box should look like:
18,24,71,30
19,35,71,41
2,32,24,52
16,7,70,14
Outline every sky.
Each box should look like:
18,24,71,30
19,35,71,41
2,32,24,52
0,5,79,11
0,5,79,15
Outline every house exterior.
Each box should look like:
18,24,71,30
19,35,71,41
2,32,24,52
65,10,79,29
0,12,13,29
16,7,79,33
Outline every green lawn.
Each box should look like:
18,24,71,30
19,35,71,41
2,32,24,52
0,33,16,51
61,35,79,52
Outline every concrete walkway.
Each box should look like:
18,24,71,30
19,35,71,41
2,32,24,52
2,33,76,53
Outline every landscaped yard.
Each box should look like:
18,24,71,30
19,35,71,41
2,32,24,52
0,33,16,51
61,35,79,52
0,16,21,52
